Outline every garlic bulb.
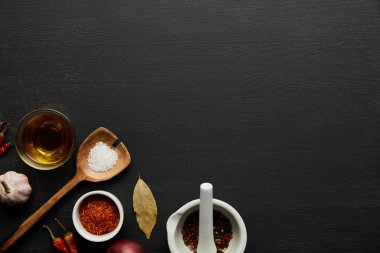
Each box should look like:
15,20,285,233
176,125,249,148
0,171,32,206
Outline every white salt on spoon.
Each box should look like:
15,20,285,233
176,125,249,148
87,141,118,172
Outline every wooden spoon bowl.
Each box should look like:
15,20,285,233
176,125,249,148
0,127,131,252
76,127,131,182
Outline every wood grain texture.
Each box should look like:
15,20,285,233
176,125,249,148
0,0,379,252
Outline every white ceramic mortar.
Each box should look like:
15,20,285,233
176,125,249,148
167,199,247,253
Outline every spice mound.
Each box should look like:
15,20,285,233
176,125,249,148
79,195,120,235
182,210,233,253
88,142,118,173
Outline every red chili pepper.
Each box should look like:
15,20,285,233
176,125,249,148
0,122,7,146
43,225,71,253
55,218,78,253
0,142,11,156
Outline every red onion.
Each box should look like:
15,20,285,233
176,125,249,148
106,239,146,253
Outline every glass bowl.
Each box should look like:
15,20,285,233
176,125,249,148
15,108,76,170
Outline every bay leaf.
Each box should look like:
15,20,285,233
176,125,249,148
133,174,157,239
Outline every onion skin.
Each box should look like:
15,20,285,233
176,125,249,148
106,239,146,253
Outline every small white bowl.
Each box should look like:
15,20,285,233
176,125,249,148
72,190,124,242
167,199,247,253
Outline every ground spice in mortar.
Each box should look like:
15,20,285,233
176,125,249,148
181,210,233,253
79,195,119,235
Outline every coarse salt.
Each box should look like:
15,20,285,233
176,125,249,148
87,142,118,173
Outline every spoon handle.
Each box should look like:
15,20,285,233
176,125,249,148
0,174,83,253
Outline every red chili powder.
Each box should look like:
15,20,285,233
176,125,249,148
79,195,120,235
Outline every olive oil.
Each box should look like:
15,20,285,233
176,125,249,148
22,112,75,165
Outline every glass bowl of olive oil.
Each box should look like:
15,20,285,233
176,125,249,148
15,108,76,170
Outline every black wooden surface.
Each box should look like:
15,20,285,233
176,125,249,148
0,0,380,252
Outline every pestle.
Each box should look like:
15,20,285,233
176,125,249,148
197,183,217,253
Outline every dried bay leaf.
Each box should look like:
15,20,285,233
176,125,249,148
133,174,157,239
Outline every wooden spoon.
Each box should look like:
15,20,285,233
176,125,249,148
0,127,131,252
